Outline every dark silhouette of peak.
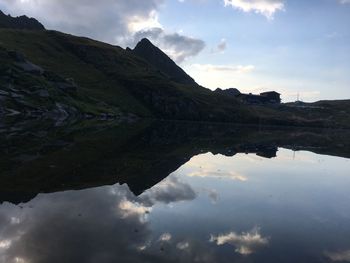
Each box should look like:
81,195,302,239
0,10,45,30
132,38,197,86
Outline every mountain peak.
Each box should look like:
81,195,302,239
132,38,197,86
139,38,153,45
0,10,45,30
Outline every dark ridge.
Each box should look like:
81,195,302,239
215,88,241,97
0,10,45,30
132,38,197,85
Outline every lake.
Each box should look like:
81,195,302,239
0,121,350,263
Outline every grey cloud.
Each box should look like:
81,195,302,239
217,38,227,52
132,28,206,63
2,0,163,43
139,175,197,206
325,249,350,262
0,183,215,263
1,0,205,62
0,185,153,263
210,227,269,255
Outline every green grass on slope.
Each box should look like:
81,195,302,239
0,29,151,116
0,29,252,122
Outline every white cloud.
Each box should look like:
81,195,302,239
191,64,255,74
139,175,197,205
159,233,172,242
339,0,350,4
326,249,350,262
0,240,12,249
176,241,190,250
119,199,151,222
210,227,269,255
189,170,248,181
224,0,284,19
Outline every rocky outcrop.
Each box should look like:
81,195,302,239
214,88,241,97
132,38,197,85
0,47,119,122
0,10,45,30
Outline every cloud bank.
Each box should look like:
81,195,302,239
224,0,284,19
191,64,255,74
210,227,269,255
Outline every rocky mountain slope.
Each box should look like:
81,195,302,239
0,47,121,122
0,10,45,30
0,18,257,123
132,38,197,85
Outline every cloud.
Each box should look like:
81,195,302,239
339,0,350,4
189,170,248,181
202,189,220,203
119,199,151,222
0,184,154,263
211,38,227,54
176,241,190,250
0,183,223,263
191,64,255,74
1,0,205,62
217,39,228,52
325,249,350,262
210,227,269,255
159,233,172,242
223,0,284,19
139,175,197,206
131,28,205,63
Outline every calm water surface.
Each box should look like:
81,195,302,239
1,146,350,263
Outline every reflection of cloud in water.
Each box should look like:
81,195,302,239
159,233,172,242
326,249,350,262
0,184,154,263
0,177,200,263
206,189,219,204
210,227,269,255
119,199,151,222
0,240,11,249
176,241,190,250
188,170,248,181
139,175,197,206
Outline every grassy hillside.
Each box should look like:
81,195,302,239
0,26,349,127
0,46,124,120
0,28,258,122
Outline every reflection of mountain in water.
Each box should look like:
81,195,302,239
1,120,350,204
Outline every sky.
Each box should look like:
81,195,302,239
1,0,350,102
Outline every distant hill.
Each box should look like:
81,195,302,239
132,38,197,85
0,10,45,30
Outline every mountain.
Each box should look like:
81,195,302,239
0,11,349,128
0,13,256,123
0,10,45,30
132,38,197,85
